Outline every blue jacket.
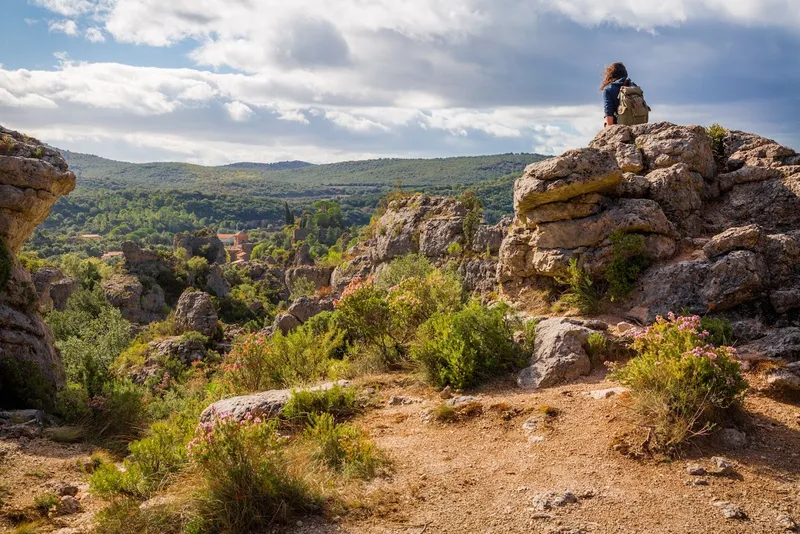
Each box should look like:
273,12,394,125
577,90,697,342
603,77,638,120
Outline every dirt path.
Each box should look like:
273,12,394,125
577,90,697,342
301,371,800,534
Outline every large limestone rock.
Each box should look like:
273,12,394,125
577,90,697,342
173,230,226,264
32,267,78,312
0,126,76,402
200,380,350,422
518,318,601,389
102,274,165,324
175,291,219,338
499,122,800,326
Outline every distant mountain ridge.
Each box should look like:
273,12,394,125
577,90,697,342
221,161,314,170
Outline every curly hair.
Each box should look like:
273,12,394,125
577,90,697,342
600,62,628,90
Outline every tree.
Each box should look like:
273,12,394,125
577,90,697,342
284,202,293,227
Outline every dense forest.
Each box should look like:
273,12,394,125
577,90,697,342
26,150,547,258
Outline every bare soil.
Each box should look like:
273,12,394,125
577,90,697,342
2,370,799,534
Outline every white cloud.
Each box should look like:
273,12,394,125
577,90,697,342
31,0,101,17
84,26,105,42
48,19,79,36
224,101,254,122
24,18,39,25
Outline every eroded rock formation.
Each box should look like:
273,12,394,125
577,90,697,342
0,126,76,403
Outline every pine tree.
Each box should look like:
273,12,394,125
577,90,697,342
284,202,293,227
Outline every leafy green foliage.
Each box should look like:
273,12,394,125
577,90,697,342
460,190,483,247
556,259,601,315
611,314,748,452
447,242,464,256
222,325,344,393
33,492,58,515
701,317,733,347
707,123,727,159
411,302,525,389
374,254,434,290
282,385,359,424
520,319,538,356
289,276,317,300
606,232,649,301
586,332,608,359
188,416,319,532
48,288,132,397
304,413,381,479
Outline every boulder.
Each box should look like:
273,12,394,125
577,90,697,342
419,218,463,257
765,363,800,391
703,225,764,259
514,148,622,215
737,328,800,362
589,124,644,173
200,380,351,422
524,193,607,225
286,265,334,292
150,336,207,365
273,313,302,335
173,231,226,265
331,255,372,291
458,258,499,294
517,318,597,389
32,267,78,312
175,291,219,338
645,163,705,235
206,264,231,298
701,251,766,311
102,274,165,324
631,122,715,179
287,296,335,324
0,126,75,402
530,199,672,250
471,219,508,254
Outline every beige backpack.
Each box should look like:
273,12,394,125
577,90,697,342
617,86,650,125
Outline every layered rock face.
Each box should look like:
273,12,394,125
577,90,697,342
334,194,508,293
498,122,800,325
0,126,76,401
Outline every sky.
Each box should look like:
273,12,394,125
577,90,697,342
1,0,799,165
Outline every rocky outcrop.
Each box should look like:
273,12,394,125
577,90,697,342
32,267,78,312
175,290,219,338
272,296,335,334
0,126,76,403
173,230,226,264
121,241,173,279
286,265,334,293
101,274,166,324
498,122,800,326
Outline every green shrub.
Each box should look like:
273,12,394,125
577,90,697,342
606,231,649,301
460,190,483,247
555,259,600,315
304,413,381,478
586,332,608,359
33,492,58,515
411,302,525,389
611,313,748,452
701,317,733,347
334,277,398,363
289,276,317,300
447,242,463,256
222,325,343,393
189,415,319,532
96,497,194,534
520,318,538,355
282,385,358,424
707,123,727,159
0,238,13,294
55,382,91,423
386,269,464,344
86,380,147,449
374,254,434,291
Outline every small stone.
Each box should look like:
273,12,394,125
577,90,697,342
711,456,735,475
720,428,747,450
586,387,629,400
776,513,797,530
55,495,81,516
57,484,79,497
713,500,747,520
686,464,706,476
528,436,546,444
532,491,578,511
521,418,538,433
691,478,709,486
446,395,480,407
440,386,453,399
616,322,635,334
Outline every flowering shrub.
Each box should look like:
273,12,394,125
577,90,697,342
304,413,381,479
222,325,343,393
188,411,318,532
411,301,525,389
334,276,398,363
611,313,748,451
